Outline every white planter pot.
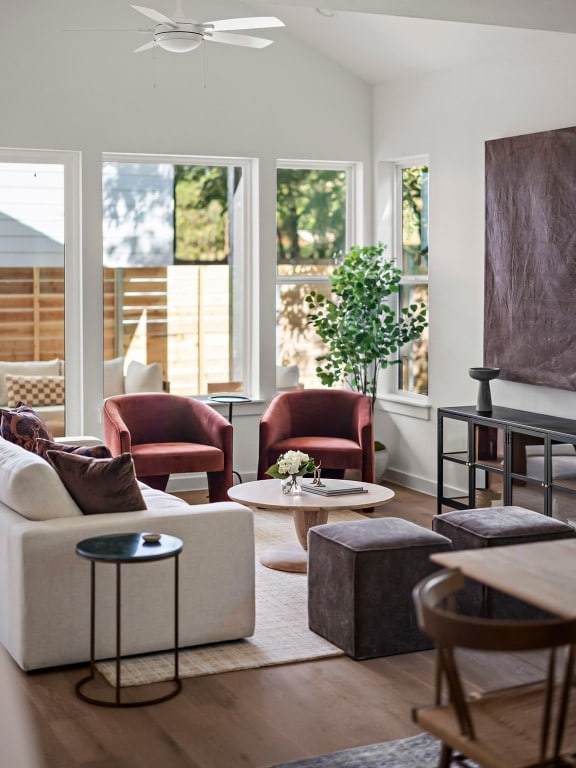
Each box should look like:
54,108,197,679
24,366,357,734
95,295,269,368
374,448,390,484
345,447,390,484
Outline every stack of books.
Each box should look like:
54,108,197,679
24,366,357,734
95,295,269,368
300,479,368,496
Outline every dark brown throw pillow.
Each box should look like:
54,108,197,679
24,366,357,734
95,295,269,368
0,402,53,450
46,451,146,515
33,438,112,462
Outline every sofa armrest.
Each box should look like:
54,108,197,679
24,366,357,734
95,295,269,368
54,435,104,447
0,501,255,670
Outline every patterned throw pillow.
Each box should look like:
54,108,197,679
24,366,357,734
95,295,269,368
0,403,53,450
33,438,112,462
4,374,65,408
46,451,146,515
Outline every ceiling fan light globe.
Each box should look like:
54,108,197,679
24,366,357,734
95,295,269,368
155,30,203,52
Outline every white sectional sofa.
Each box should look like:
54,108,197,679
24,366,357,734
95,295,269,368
0,438,255,671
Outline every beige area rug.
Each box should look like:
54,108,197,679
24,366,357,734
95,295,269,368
97,508,371,687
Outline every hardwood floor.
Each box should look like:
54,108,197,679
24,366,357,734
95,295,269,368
14,483,546,768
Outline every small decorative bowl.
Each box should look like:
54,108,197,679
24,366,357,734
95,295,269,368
142,533,161,544
468,367,500,382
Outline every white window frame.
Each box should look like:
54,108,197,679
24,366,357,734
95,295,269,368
102,151,256,396
0,147,83,432
376,156,430,420
275,160,362,388
275,159,362,290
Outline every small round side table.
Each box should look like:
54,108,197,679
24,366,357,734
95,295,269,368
75,532,183,707
209,393,252,483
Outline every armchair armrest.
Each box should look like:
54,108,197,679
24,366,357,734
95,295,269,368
181,398,232,450
102,399,132,454
352,396,374,447
259,395,292,445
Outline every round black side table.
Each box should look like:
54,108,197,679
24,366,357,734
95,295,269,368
75,532,183,707
209,393,252,483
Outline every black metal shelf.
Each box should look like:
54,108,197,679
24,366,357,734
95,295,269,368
438,405,576,517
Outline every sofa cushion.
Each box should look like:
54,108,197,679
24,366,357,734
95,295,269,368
277,364,300,390
104,357,125,399
0,359,61,406
47,451,147,516
5,374,65,408
125,360,163,394
33,438,112,462
0,438,82,520
0,404,53,449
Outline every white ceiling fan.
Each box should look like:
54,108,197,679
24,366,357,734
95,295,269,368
131,3,285,53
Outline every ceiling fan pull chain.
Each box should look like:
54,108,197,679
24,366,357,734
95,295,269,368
202,40,207,89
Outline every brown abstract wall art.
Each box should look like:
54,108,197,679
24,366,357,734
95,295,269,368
484,125,576,390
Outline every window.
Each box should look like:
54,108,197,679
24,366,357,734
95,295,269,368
396,162,429,397
276,162,359,389
0,150,81,435
102,155,251,397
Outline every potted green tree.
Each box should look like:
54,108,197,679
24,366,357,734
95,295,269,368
305,242,428,480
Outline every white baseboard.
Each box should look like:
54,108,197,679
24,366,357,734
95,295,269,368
167,468,445,500
166,471,258,493
383,467,436,497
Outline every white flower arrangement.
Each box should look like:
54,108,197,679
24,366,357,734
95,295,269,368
266,450,316,480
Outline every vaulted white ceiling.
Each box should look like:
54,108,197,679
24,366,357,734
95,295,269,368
246,0,576,32
241,0,576,83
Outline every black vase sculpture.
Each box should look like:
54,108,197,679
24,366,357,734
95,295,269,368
469,367,500,413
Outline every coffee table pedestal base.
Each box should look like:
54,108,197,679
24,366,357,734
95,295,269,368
260,508,330,573
260,544,309,573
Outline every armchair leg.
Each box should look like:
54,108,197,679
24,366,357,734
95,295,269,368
139,474,169,492
208,470,234,503
320,468,346,480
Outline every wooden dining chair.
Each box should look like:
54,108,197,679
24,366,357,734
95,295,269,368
412,568,576,768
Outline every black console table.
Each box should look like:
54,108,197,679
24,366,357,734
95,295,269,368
437,405,576,520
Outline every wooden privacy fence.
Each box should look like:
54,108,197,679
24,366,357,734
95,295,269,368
0,267,65,361
0,265,233,395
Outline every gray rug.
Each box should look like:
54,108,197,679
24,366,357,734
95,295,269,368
268,733,477,768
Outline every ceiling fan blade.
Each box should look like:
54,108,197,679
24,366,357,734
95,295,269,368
205,16,284,32
134,39,158,52
64,28,151,32
131,4,175,25
208,31,274,48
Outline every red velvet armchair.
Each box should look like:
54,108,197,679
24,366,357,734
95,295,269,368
103,393,233,501
257,389,374,483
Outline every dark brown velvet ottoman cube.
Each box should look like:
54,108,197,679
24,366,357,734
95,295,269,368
307,517,452,660
432,506,576,619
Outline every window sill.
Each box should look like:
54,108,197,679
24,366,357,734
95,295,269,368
376,394,431,421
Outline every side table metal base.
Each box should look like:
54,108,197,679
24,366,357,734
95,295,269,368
75,534,183,708
75,675,182,708
209,394,251,484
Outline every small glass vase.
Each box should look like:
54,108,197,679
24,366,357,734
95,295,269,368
281,475,302,495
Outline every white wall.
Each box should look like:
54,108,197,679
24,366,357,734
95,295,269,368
373,44,576,494
0,0,372,480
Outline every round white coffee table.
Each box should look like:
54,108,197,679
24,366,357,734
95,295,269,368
228,479,395,573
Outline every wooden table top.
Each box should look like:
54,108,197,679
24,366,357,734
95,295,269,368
431,538,576,619
228,479,395,512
